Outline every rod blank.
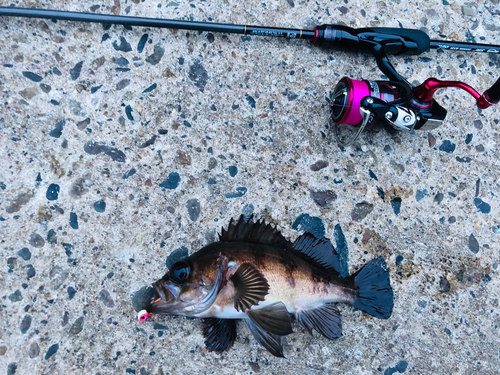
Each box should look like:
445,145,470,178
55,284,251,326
0,7,314,39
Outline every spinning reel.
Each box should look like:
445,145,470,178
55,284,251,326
324,26,500,146
1,7,499,147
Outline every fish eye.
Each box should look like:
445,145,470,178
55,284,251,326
170,261,190,283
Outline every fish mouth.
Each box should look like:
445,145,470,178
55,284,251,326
149,281,177,313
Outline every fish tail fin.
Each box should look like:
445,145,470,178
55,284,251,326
350,256,393,319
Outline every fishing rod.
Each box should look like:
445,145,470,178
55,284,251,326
1,6,499,146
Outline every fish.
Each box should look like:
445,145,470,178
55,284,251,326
138,216,394,357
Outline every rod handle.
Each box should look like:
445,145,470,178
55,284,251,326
313,25,430,56
369,27,430,54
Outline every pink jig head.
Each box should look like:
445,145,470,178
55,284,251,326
138,310,151,322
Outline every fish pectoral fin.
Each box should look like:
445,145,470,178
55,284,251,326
245,317,285,358
202,318,237,353
246,302,294,336
296,303,342,340
230,263,270,312
292,233,341,276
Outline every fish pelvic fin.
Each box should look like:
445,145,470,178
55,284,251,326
351,256,394,319
246,302,293,336
296,303,342,340
244,317,285,358
202,318,237,353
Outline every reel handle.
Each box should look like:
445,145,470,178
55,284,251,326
412,77,500,109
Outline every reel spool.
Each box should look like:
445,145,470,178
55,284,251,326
330,78,411,146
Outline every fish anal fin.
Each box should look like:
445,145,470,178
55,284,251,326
246,302,293,336
245,317,285,358
296,303,342,340
202,318,237,353
219,216,291,249
292,233,341,276
231,263,270,312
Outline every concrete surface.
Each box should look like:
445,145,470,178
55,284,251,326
1,0,499,374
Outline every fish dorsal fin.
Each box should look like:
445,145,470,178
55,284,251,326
220,217,340,277
246,302,293,336
202,318,237,353
292,233,341,276
230,263,270,312
219,216,291,249
296,303,342,340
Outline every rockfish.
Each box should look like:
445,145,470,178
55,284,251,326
138,216,394,357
